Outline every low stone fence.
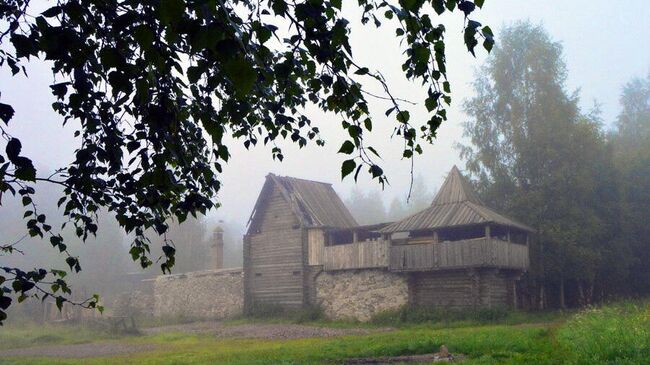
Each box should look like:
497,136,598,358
153,268,243,319
126,266,408,322
315,268,408,321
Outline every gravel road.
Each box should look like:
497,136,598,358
142,321,389,339
0,342,157,359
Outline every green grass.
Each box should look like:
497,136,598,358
1,301,648,365
556,301,650,365
0,324,555,365
0,322,117,350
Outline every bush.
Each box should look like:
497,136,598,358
246,302,288,319
371,305,510,326
245,302,324,323
294,306,325,323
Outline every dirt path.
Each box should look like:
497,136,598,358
142,320,392,339
0,342,157,359
0,321,392,358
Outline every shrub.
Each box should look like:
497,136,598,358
246,302,288,319
245,302,324,323
294,305,325,323
371,305,510,326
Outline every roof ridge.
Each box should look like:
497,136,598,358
275,174,333,186
461,200,488,222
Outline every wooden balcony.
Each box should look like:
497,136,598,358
322,240,389,271
389,238,529,272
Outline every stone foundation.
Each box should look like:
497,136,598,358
153,268,243,318
315,269,408,321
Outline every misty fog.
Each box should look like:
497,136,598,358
0,0,649,364
0,0,650,310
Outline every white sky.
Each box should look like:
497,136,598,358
1,0,649,233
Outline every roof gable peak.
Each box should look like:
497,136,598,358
248,173,357,232
431,165,483,206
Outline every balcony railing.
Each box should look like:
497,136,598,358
323,240,389,271
389,238,529,272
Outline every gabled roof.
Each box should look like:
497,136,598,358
247,174,358,232
380,166,534,233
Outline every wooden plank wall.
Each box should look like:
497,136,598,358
390,238,529,271
248,184,305,308
307,229,325,266
323,240,389,270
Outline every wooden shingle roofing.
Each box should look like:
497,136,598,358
380,166,534,233
248,174,358,231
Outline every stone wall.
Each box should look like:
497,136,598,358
153,268,243,319
315,268,408,321
113,289,154,317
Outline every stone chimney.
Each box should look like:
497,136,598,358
211,226,224,270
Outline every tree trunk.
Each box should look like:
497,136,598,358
578,281,585,307
560,277,566,310
587,280,595,305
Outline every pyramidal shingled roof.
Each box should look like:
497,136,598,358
380,166,534,233
431,165,483,206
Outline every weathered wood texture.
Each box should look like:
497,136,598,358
479,269,515,308
323,240,389,270
389,238,529,272
410,270,479,309
410,269,518,309
247,184,305,308
307,229,325,265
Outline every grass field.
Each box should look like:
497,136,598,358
0,301,648,365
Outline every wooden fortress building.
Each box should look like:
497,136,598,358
243,166,532,317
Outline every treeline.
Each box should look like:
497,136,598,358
345,176,435,225
460,22,650,309
1,179,244,317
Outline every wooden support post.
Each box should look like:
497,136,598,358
433,231,439,243
485,225,491,239
352,230,358,243
506,229,511,242
469,268,480,309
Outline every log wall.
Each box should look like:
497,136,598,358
246,184,305,308
410,269,518,309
